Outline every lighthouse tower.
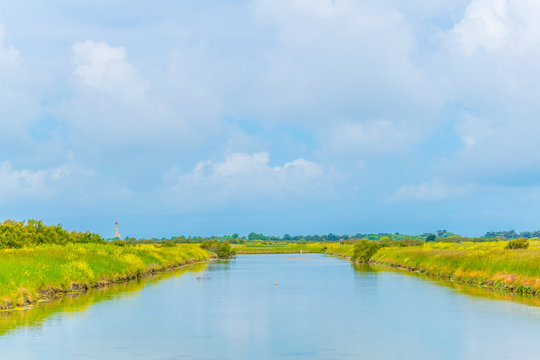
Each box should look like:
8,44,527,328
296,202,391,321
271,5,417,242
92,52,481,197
114,220,121,240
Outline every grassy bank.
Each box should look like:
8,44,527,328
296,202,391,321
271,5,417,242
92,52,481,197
0,262,209,336
325,244,354,258
233,242,331,254
0,243,213,309
371,241,540,295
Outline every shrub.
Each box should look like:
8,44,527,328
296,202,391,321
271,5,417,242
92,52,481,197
352,239,380,263
200,240,235,258
378,237,423,248
505,238,529,250
216,241,235,258
0,219,104,249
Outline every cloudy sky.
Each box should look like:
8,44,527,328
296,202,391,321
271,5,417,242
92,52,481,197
1,0,540,238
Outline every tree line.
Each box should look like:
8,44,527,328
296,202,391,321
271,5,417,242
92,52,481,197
4,219,540,249
0,219,104,249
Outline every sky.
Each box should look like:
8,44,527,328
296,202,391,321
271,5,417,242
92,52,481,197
1,0,540,238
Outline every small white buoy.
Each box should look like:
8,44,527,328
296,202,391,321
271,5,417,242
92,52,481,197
275,281,278,287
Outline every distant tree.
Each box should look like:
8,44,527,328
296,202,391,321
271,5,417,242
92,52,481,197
231,233,239,238
425,233,436,242
326,233,339,241
248,232,266,241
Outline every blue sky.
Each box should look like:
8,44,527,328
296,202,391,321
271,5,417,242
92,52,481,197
1,0,540,238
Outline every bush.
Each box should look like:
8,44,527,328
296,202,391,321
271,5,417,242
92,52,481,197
378,237,424,248
0,219,104,249
352,239,380,263
505,238,529,250
216,241,235,258
200,240,235,258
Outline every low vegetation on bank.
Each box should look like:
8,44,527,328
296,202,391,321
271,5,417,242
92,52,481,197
233,242,330,254
371,241,540,295
200,240,235,257
0,220,103,249
0,243,212,310
2,219,540,308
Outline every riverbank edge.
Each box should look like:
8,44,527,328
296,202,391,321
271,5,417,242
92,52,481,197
1,257,215,312
369,259,540,297
234,249,324,254
324,248,540,297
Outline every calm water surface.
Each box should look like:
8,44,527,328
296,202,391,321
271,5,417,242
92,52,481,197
1,254,540,359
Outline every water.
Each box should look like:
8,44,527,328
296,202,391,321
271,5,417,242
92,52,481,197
1,254,539,359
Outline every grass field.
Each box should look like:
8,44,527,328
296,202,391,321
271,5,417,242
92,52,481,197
325,244,354,258
371,241,540,295
0,243,212,309
232,242,331,254
3,239,539,310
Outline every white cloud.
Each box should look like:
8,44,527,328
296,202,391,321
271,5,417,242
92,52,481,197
5,0,540,233
72,40,146,101
61,41,195,151
0,162,52,201
0,23,19,68
322,120,415,156
250,0,439,124
450,0,509,54
447,0,540,54
0,162,95,203
428,0,540,186
166,152,325,208
389,182,469,202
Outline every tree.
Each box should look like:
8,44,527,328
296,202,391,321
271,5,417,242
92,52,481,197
200,240,235,258
248,232,266,241
425,233,436,242
352,239,380,263
437,230,447,237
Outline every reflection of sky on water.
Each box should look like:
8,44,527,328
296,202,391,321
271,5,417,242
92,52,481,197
0,255,539,359
0,263,208,337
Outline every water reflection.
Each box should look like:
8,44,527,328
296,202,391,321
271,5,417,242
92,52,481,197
0,254,539,360
0,262,208,337
210,257,233,271
351,262,540,307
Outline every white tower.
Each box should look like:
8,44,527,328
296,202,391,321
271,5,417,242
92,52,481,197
114,220,121,239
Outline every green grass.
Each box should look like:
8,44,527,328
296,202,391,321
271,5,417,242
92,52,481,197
0,262,209,336
0,243,213,309
231,241,356,256
232,242,332,254
372,241,540,294
325,244,354,258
